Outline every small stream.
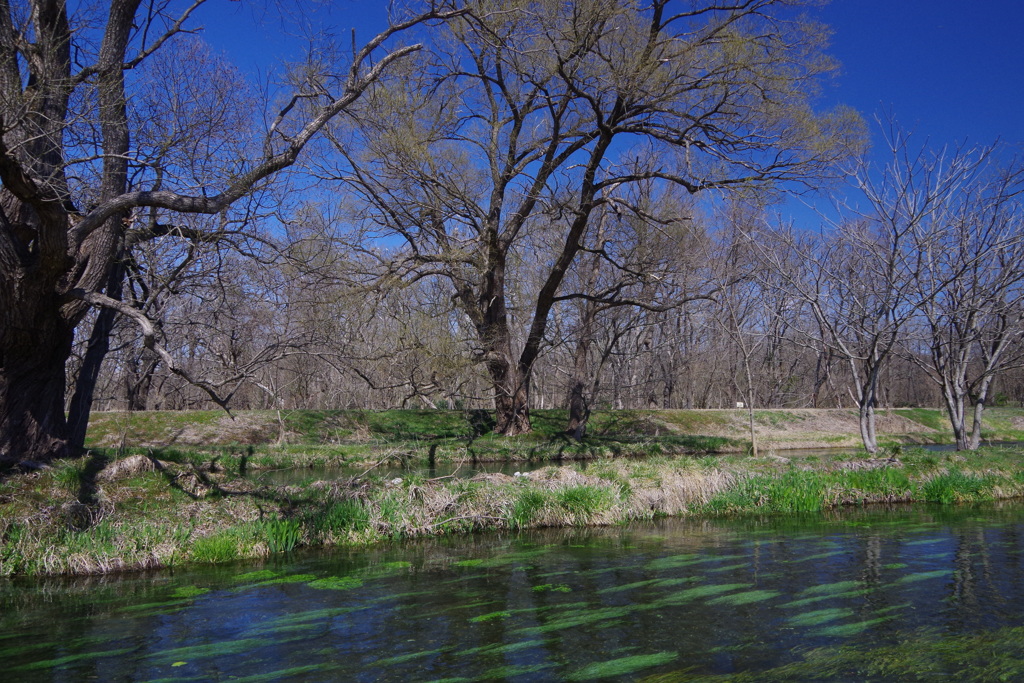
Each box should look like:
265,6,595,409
4,503,1024,681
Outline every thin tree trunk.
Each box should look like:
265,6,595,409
967,374,997,450
858,401,878,454
67,257,127,451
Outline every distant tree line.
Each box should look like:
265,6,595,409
78,122,1024,454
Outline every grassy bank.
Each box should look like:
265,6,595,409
3,444,1024,577
80,407,1024,466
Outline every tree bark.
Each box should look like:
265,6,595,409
67,257,127,451
0,316,74,464
858,400,878,455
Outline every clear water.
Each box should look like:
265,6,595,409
3,503,1024,681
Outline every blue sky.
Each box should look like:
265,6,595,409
197,0,1023,227
818,0,1023,151
200,0,1023,150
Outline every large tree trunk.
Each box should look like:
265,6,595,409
0,317,75,465
462,245,536,436
494,370,531,436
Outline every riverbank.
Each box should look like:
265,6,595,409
81,406,1024,462
3,442,1024,577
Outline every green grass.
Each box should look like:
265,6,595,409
890,408,950,432
6,437,1024,577
82,407,1024,473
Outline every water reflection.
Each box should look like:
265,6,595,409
3,504,1024,681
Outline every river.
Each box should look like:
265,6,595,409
3,503,1023,681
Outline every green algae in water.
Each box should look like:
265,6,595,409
919,552,953,560
904,537,946,546
376,647,450,666
307,576,363,590
655,583,753,605
242,622,324,638
707,561,751,573
379,560,412,570
454,549,548,570
149,637,277,665
811,616,894,638
224,664,343,683
778,589,870,609
258,573,317,585
117,598,191,615
0,640,62,660
470,602,581,624
647,553,743,570
707,589,781,606
10,646,138,672
532,583,572,593
451,600,500,611
256,606,366,629
457,639,546,657
785,550,846,563
230,573,318,592
798,580,863,596
470,610,512,623
678,625,1024,682
517,605,638,634
453,558,485,567
235,570,278,582
882,563,908,570
786,607,855,627
597,577,663,593
481,662,557,678
892,569,953,585
171,585,209,599
597,576,700,594
565,651,679,680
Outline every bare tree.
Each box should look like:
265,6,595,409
906,148,1024,449
330,0,862,435
758,218,922,454
0,0,463,464
758,124,1011,454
